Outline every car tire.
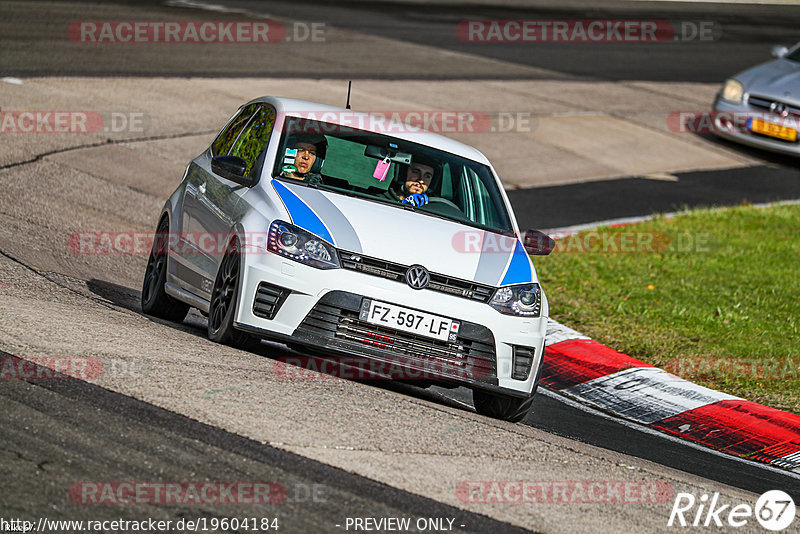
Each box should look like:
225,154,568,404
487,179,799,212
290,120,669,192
208,238,259,350
141,217,190,323
472,389,536,422
473,355,544,422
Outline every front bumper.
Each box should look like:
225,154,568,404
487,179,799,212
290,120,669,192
712,98,800,157
235,251,547,396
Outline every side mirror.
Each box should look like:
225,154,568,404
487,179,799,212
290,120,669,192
211,155,254,186
522,230,555,256
772,45,789,59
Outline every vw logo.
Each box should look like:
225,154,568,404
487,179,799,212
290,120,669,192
405,265,430,290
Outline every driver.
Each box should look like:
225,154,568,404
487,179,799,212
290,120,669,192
280,134,326,185
393,159,435,207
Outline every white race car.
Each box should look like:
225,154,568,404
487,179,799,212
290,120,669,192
142,97,552,422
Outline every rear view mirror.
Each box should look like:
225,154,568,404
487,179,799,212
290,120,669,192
364,145,387,159
522,230,555,256
364,145,412,165
211,155,254,186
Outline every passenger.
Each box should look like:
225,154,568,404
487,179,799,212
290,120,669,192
280,134,326,185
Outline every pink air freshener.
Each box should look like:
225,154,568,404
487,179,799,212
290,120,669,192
373,157,390,181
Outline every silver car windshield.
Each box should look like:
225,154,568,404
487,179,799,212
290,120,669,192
272,118,514,234
788,47,800,62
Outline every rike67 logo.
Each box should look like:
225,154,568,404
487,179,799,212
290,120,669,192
668,490,795,531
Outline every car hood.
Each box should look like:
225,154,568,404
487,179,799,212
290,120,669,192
271,179,535,287
737,59,800,106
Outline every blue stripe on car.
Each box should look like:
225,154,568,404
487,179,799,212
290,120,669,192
500,240,532,286
281,182,363,253
474,232,515,286
271,180,335,244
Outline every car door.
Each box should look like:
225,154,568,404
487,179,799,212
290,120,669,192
178,103,276,299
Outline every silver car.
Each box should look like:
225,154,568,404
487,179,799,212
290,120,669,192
712,42,800,156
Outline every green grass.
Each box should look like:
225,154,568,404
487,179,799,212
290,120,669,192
535,202,800,414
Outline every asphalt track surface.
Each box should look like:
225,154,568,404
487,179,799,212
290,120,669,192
194,0,800,82
2,350,531,533
3,0,800,81
2,0,800,532
512,157,800,230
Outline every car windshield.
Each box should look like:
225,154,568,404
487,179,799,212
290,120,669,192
787,46,800,62
272,117,514,234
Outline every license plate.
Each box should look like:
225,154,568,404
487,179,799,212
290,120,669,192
359,299,460,342
748,117,798,142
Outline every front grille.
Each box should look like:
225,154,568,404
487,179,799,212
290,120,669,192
512,345,537,381
748,95,800,118
340,251,494,303
292,291,497,384
252,282,290,320
338,316,466,362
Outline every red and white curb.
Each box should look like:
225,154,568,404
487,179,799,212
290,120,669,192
542,319,800,473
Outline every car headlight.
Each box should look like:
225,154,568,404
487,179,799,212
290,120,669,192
720,79,744,104
489,283,541,317
267,220,340,269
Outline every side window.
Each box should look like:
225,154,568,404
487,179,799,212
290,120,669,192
228,105,277,177
439,162,454,201
470,169,492,226
211,104,258,157
459,165,476,220
462,166,503,227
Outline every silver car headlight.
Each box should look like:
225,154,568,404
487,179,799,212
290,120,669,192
720,79,744,104
490,283,541,317
267,220,340,270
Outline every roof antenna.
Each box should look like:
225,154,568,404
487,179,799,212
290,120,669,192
345,81,352,110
